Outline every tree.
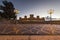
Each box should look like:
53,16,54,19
0,0,16,20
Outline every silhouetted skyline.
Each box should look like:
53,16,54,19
0,0,60,19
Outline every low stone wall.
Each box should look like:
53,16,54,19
0,24,60,34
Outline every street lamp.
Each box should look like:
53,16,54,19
14,9,20,19
14,9,20,23
48,9,54,21
14,9,20,14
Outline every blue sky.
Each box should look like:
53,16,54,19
0,0,60,19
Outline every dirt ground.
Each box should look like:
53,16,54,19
0,35,60,40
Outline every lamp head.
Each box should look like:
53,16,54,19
14,9,20,14
48,9,54,14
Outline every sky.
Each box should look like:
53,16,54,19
0,0,60,19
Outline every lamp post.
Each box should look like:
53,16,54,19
14,9,20,23
48,9,54,21
14,9,20,18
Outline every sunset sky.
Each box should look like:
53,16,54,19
0,0,60,19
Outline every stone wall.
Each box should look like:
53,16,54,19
0,24,60,35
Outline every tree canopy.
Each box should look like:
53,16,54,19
0,0,16,20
